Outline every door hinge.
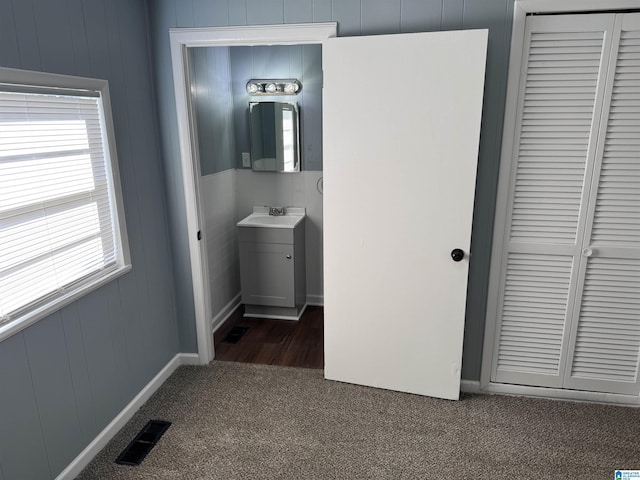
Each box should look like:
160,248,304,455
197,230,202,241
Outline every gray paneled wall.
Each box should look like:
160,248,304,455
191,43,323,173
149,0,515,381
230,44,323,170
191,47,237,175
0,0,179,478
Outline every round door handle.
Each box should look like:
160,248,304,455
582,247,593,257
285,254,292,259
451,249,465,262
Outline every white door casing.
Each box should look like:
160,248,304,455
323,30,488,400
169,24,337,365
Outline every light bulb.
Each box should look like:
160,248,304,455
246,82,259,94
265,83,277,94
284,82,296,94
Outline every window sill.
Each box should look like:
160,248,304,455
0,264,132,343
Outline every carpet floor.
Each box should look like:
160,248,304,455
77,361,640,479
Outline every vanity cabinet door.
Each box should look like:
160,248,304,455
239,242,295,308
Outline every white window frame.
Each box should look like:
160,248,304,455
0,67,131,342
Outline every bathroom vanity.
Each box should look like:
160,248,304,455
237,207,306,320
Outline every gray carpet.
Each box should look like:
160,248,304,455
77,361,639,479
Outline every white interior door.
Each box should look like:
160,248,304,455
323,30,488,400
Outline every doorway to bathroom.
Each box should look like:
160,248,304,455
214,305,323,369
171,24,488,400
170,24,335,367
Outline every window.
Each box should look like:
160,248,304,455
0,68,130,338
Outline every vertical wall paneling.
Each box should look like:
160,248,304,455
60,303,98,444
149,0,516,381
0,0,21,68
227,44,323,170
332,0,361,36
192,47,236,175
75,292,125,430
462,0,512,380
301,44,323,171
201,170,240,316
116,272,152,398
23,314,84,477
246,0,285,25
252,44,289,75
65,0,92,77
230,46,252,165
81,1,110,80
104,281,132,400
176,0,194,27
284,0,313,24
441,0,464,30
0,334,50,480
0,1,181,477
229,0,248,26
312,0,332,22
192,48,215,173
32,0,75,74
361,0,401,35
119,0,180,364
10,0,42,70
400,0,442,33
150,0,198,352
192,0,229,28
99,0,155,380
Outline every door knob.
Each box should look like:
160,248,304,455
285,254,292,259
451,249,464,262
582,247,593,257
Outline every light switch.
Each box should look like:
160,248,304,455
242,152,251,168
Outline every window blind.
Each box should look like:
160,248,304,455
0,89,120,322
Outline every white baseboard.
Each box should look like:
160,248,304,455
178,352,201,365
485,382,640,406
211,293,241,334
460,379,481,394
244,304,307,321
461,380,640,406
55,353,197,480
306,294,323,306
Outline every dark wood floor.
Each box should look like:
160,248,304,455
213,305,324,369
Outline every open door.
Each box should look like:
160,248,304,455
323,29,488,400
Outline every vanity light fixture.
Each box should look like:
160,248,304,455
246,79,302,96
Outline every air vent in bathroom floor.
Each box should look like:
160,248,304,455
115,420,171,466
222,326,249,344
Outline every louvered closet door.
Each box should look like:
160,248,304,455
491,14,616,388
563,13,640,395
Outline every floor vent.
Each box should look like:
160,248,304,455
223,326,249,344
115,420,171,466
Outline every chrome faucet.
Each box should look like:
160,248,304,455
269,206,285,216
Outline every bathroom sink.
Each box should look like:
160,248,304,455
237,207,306,229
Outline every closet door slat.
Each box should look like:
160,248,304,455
565,14,640,396
492,13,616,388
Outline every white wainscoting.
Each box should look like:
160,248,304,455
200,169,241,317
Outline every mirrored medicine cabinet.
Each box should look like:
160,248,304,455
249,101,300,173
